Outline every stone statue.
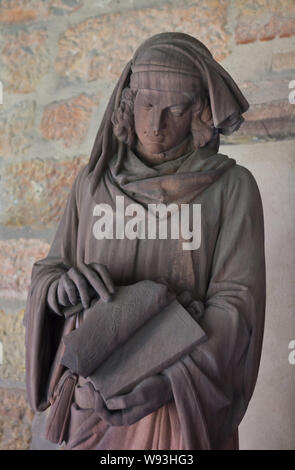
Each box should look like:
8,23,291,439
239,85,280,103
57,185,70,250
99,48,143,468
24,32,266,450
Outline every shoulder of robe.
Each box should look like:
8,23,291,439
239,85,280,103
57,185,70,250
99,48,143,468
222,163,262,205
73,164,89,211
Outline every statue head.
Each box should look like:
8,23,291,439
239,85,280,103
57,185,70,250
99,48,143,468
87,32,249,194
112,39,215,164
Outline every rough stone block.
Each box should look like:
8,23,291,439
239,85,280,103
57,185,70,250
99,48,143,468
55,1,230,81
0,0,82,24
0,29,50,93
272,51,295,72
0,387,33,450
0,309,26,383
40,94,100,148
235,0,295,44
0,239,50,299
0,100,36,158
1,156,88,228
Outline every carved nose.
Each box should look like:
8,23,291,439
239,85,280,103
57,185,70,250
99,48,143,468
151,107,163,135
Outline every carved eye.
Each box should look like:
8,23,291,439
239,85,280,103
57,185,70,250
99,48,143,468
169,106,185,117
140,98,153,109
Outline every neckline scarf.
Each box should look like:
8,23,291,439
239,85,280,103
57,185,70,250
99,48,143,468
106,140,236,207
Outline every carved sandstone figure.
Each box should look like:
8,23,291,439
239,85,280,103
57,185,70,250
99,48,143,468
24,32,266,450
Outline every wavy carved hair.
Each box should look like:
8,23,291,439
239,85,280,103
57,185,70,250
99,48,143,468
111,87,215,149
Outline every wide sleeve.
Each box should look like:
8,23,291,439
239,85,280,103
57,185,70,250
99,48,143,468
24,165,86,413
162,166,266,450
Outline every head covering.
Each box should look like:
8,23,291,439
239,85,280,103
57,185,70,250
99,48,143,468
129,45,203,93
87,32,249,196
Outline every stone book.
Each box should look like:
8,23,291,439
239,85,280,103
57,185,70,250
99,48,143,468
89,299,207,402
61,280,176,378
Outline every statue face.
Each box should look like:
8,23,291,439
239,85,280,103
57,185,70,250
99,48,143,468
133,89,194,163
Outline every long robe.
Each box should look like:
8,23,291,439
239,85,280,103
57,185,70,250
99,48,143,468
24,141,266,450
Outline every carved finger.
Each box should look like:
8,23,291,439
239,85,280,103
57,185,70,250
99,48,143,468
79,265,112,302
67,267,91,309
176,290,194,307
106,377,161,410
57,273,71,306
47,279,63,316
91,263,115,294
61,272,78,305
106,391,140,410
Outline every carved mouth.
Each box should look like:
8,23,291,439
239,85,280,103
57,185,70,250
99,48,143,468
145,135,165,143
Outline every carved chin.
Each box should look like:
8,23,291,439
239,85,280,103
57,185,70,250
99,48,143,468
143,142,165,153
135,134,194,164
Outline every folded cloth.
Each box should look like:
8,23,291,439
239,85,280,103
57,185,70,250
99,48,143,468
61,279,175,378
45,369,78,444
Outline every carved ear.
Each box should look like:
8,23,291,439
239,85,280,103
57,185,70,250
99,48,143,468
112,87,136,145
191,103,214,148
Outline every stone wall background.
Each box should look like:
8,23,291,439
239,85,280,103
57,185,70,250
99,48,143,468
0,0,294,450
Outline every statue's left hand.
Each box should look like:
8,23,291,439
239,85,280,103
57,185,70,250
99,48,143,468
92,374,173,426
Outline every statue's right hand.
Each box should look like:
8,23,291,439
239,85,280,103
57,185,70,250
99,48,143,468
57,268,92,309
47,264,115,316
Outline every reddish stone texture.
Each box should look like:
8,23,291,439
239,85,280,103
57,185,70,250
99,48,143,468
0,388,33,450
235,0,295,44
1,29,50,93
40,94,100,148
0,100,36,158
1,156,88,228
0,0,82,24
0,0,47,23
0,239,50,299
55,1,230,81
